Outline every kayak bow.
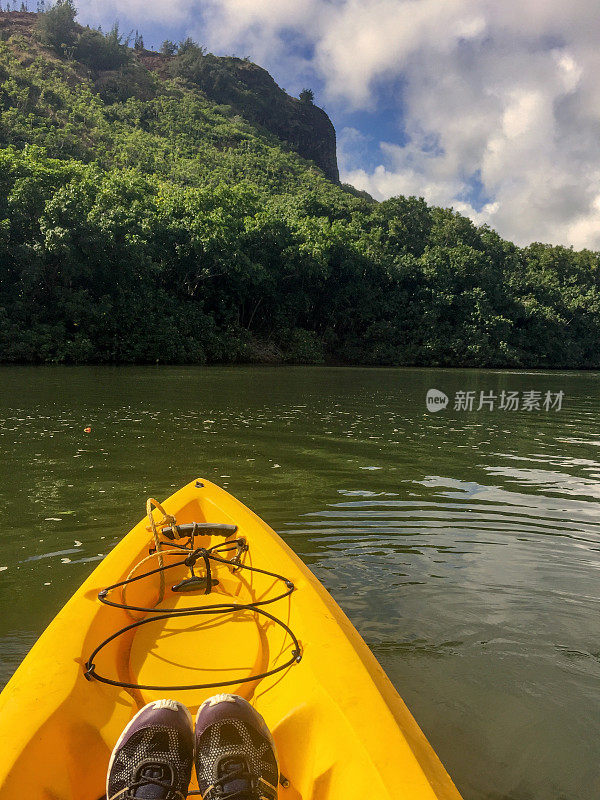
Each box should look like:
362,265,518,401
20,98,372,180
0,479,463,800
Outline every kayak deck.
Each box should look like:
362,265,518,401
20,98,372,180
0,479,463,800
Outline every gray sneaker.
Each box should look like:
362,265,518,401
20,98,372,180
194,694,278,800
107,699,194,800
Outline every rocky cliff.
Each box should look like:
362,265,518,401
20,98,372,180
204,57,339,183
139,53,339,183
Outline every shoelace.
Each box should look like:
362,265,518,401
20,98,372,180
109,774,185,800
206,762,258,800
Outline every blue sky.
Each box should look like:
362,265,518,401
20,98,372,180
74,0,600,250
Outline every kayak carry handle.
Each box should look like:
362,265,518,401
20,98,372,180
172,576,219,592
161,522,238,540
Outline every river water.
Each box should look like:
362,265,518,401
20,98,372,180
1,366,599,799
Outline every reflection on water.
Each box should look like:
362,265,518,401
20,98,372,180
1,366,599,800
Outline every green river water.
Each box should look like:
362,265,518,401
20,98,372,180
1,366,599,799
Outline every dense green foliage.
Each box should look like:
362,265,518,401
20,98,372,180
74,24,131,71
33,0,77,54
0,10,599,366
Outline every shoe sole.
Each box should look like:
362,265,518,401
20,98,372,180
106,700,193,800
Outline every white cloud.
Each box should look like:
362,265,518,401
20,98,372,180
314,0,600,247
77,0,600,248
197,0,324,72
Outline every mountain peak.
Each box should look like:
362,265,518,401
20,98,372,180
0,9,339,182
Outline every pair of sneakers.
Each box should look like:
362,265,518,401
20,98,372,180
107,694,279,800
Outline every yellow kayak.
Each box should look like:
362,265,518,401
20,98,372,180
0,479,463,799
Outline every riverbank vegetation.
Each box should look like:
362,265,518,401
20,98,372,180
0,6,599,367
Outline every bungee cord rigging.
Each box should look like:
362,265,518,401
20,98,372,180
84,499,301,692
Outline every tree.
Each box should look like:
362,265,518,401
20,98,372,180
133,30,144,51
160,40,178,56
178,37,201,55
299,88,314,104
74,23,130,70
34,0,77,54
170,38,207,84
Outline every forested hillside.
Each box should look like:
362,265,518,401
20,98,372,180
1,4,599,367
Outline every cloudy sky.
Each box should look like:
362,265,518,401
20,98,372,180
75,0,600,249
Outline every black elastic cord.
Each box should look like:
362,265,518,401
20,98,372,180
96,549,294,615
85,604,301,690
202,549,212,595
85,533,301,691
